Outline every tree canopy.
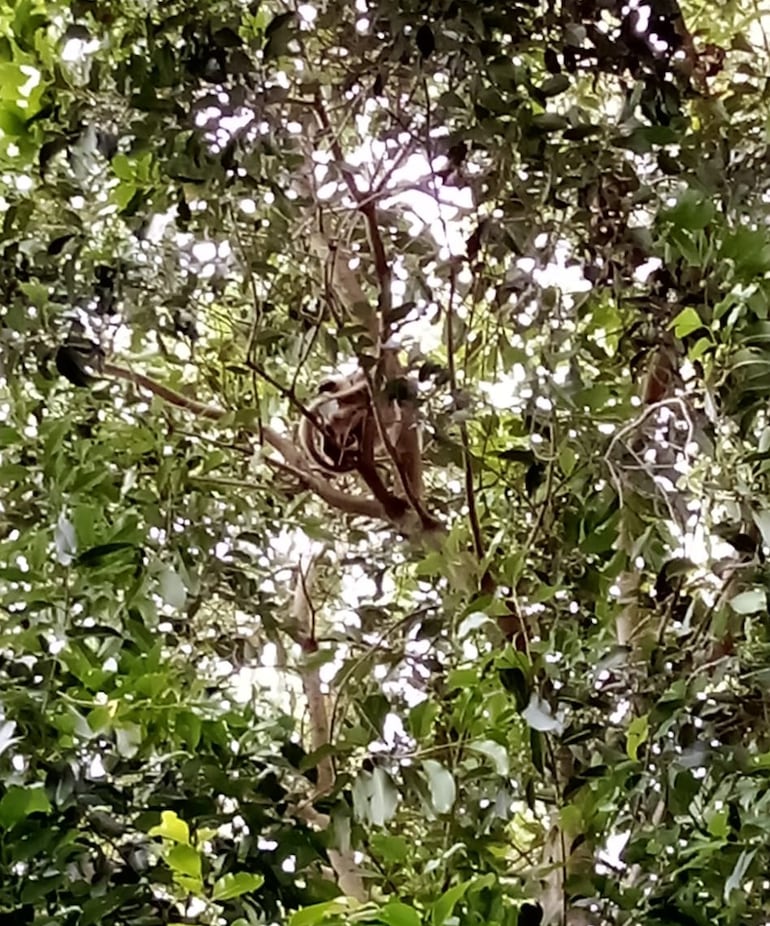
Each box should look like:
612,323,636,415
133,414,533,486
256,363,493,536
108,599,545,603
1,0,770,924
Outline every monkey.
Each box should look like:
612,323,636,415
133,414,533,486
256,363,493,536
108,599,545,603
294,366,445,533
297,370,412,521
298,371,401,474
298,373,366,473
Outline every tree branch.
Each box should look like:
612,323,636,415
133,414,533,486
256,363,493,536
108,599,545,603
312,92,392,338
290,556,366,900
102,362,388,521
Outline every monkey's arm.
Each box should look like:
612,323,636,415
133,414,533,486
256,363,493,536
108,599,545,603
365,371,440,532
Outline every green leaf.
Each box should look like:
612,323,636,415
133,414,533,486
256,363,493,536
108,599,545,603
724,848,756,900
370,833,409,863
721,228,770,277
115,722,142,758
468,739,509,776
670,307,704,338
708,807,729,838
289,899,351,926
540,74,570,96
0,105,27,136
422,760,456,814
80,887,136,926
0,785,51,828
663,189,714,230
20,874,63,904
499,665,530,712
688,336,712,362
149,810,190,844
530,113,569,132
0,63,28,99
563,123,599,140
669,770,700,814
626,714,649,760
167,843,202,880
113,181,137,210
754,509,770,547
729,588,766,614
176,711,202,750
408,700,439,740
158,566,187,610
353,767,399,826
370,766,399,826
265,11,296,36
668,227,702,266
212,872,265,900
431,881,470,926
264,11,296,58
76,542,137,566
559,445,576,476
111,153,134,181
379,902,421,926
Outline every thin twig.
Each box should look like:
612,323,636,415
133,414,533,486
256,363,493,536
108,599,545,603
245,360,324,430
444,265,484,559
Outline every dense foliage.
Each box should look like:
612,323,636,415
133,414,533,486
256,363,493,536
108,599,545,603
1,0,770,924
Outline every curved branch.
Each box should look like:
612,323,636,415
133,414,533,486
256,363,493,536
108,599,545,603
261,426,386,519
101,362,388,521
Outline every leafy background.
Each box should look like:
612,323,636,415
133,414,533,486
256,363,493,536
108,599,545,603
1,0,770,924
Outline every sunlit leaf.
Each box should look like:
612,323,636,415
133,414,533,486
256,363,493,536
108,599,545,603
289,899,352,926
212,872,264,900
158,566,187,610
379,902,421,926
0,721,18,758
422,760,456,814
115,723,142,758
729,588,766,614
724,849,756,900
522,695,562,733
670,307,704,338
626,714,649,761
54,513,77,566
468,740,509,776
149,811,190,845
370,766,399,826
167,843,202,880
353,767,399,826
